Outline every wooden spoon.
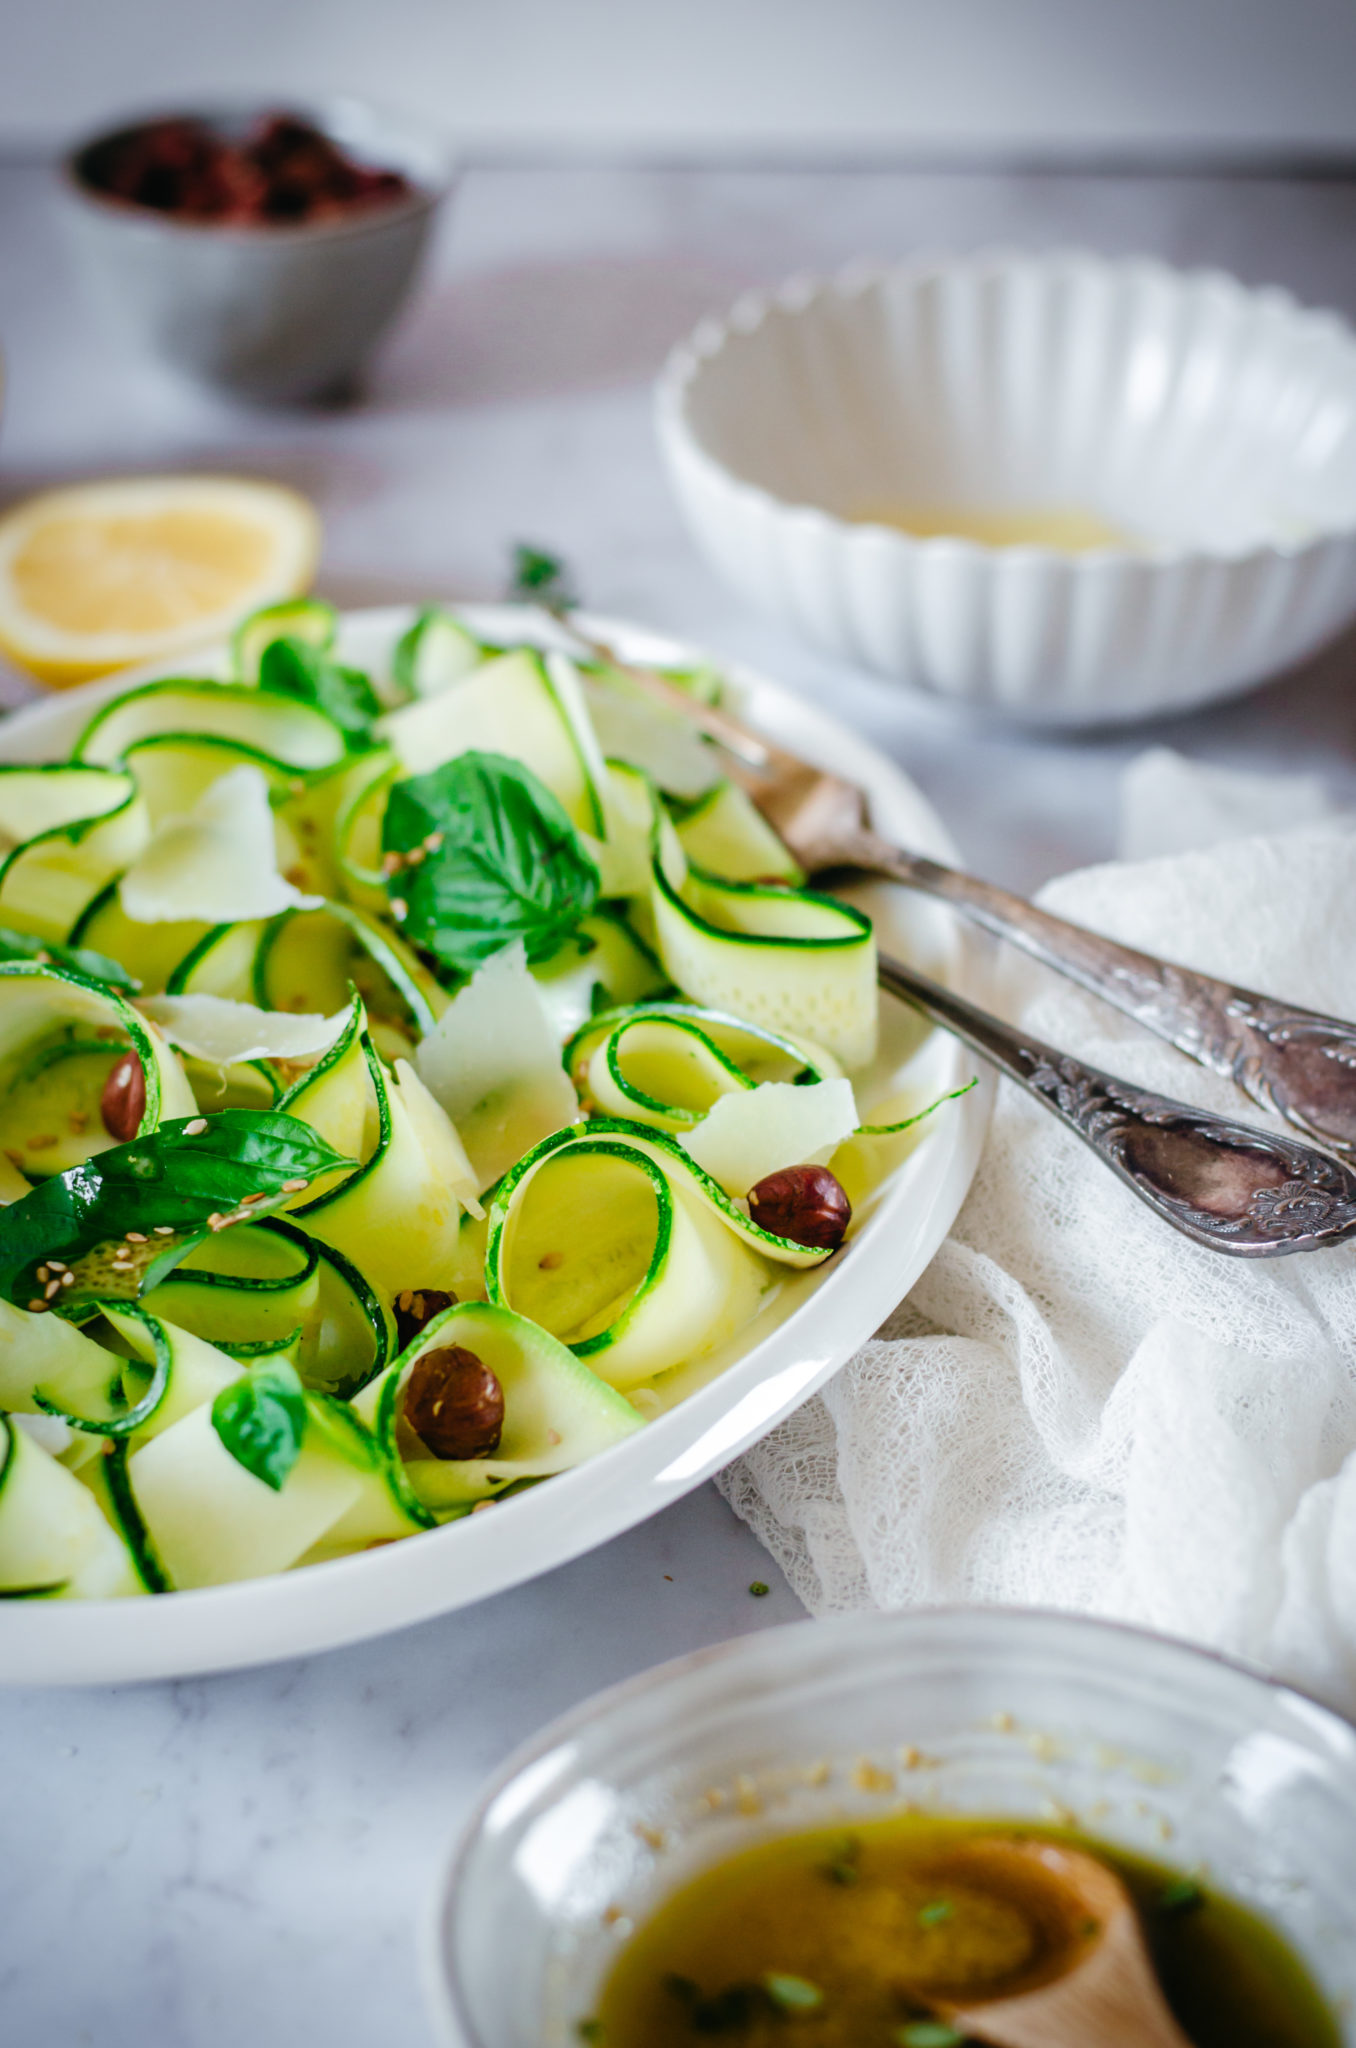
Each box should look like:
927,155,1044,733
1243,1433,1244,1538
920,1837,1193,2048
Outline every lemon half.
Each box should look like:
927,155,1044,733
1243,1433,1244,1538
0,475,321,687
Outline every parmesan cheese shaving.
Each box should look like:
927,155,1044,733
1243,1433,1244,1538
118,765,322,925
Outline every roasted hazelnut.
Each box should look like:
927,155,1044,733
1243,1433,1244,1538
394,1287,456,1352
100,1050,146,1141
747,1163,851,1250
402,1345,504,1460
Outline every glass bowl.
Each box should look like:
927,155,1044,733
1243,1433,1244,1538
426,1606,1356,2045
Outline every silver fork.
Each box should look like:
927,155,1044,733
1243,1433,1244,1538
569,627,1356,1257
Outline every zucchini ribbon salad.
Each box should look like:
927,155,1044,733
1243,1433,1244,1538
0,600,968,1599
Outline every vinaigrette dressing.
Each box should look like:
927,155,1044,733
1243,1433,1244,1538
593,1812,1336,2047
852,503,1136,552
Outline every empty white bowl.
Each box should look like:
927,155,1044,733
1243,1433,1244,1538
656,252,1356,726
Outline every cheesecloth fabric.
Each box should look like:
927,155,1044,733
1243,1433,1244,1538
717,748,1356,1712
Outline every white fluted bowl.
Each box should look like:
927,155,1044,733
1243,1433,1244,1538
656,251,1356,726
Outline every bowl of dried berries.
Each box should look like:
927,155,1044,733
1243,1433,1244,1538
61,98,453,403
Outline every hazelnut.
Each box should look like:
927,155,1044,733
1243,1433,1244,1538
747,1163,851,1250
402,1345,504,1460
394,1287,456,1352
101,1050,146,1141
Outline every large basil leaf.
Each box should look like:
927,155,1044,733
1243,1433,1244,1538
0,1110,355,1311
259,636,380,750
211,1360,308,1491
0,924,139,994
382,750,600,975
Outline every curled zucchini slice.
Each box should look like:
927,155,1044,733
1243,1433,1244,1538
255,902,447,1058
0,960,195,1178
0,1417,144,1598
380,646,606,837
0,765,149,941
531,908,668,1040
344,1300,644,1535
390,607,486,702
34,1302,241,1444
566,1002,836,1135
273,747,397,903
673,780,804,885
650,827,877,1071
485,1121,801,1388
75,680,347,773
144,1218,320,1350
292,1033,475,1296
232,596,337,683
70,882,210,996
125,1382,377,1589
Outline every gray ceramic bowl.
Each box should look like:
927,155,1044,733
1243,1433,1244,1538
60,98,453,403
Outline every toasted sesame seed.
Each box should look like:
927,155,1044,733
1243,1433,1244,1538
207,1212,225,1230
281,1178,308,1193
239,1191,268,1205
125,1231,147,1244
381,850,403,876
26,1299,47,1314
397,1290,411,1312
61,1271,74,1287
36,1267,48,1284
26,1133,58,1151
185,1118,208,1136
404,845,425,866
424,831,443,852
44,1279,60,1301
154,1225,175,1236
391,897,408,921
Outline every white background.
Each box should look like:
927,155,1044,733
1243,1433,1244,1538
3,0,1356,158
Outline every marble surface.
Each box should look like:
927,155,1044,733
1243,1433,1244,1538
3,155,1356,2048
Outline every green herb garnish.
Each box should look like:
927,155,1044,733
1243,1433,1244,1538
748,1580,769,1598
259,635,380,749
0,1110,354,1310
0,926,139,993
382,750,600,975
762,1973,823,2013
917,1899,954,1928
211,1360,308,1492
508,542,577,610
822,1834,861,1887
1158,1876,1204,1916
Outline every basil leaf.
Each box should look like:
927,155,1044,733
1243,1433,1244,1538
0,1109,355,1310
0,925,139,994
383,751,600,974
506,542,576,610
259,635,380,749
211,1361,308,1492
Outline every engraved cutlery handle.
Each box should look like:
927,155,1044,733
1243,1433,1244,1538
877,951,1356,1256
873,845,1356,1158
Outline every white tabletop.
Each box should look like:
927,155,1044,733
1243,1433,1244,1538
3,155,1356,2048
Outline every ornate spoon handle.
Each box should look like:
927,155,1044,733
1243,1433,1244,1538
877,951,1356,1257
867,841,1356,1157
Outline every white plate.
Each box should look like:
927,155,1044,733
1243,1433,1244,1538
0,607,992,1683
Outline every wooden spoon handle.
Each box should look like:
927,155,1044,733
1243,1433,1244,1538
943,1904,1193,2048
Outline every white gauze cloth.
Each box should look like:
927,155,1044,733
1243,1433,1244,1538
718,749,1356,1712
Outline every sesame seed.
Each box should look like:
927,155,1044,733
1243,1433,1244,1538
26,1299,47,1314
424,831,443,852
125,1231,147,1244
239,1191,268,1205
154,1225,175,1236
391,898,408,921
281,1178,308,1193
44,1279,60,1301
404,845,425,865
185,1118,208,1136
381,851,403,876
36,1267,48,1284
26,1133,58,1151
61,1272,74,1287
207,1212,224,1230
